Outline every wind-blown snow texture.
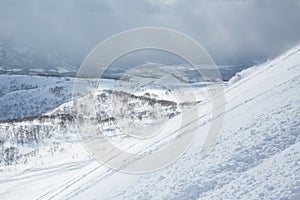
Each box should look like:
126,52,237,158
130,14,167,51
0,45,300,199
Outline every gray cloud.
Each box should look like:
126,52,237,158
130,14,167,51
0,0,300,66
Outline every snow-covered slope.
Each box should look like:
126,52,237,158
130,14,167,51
78,46,300,199
0,75,117,122
0,75,74,121
0,45,300,199
99,46,300,200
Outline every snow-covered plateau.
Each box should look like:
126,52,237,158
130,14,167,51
0,44,300,199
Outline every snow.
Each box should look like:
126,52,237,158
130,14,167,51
80,46,300,200
228,43,300,85
0,45,300,199
0,75,117,122
0,74,73,121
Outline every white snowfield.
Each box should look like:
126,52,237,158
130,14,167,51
1,45,300,200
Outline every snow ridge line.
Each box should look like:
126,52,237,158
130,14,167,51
225,45,300,93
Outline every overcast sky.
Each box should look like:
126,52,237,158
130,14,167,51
1,0,300,66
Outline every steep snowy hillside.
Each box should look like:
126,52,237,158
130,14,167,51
0,75,120,122
0,45,299,200
97,46,300,200
0,75,74,121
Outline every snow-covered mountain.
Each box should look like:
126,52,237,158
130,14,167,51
0,44,299,199
0,83,201,166
0,39,77,76
0,74,75,122
0,63,211,122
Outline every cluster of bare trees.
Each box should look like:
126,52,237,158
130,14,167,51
0,113,76,165
0,88,190,166
49,86,64,97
